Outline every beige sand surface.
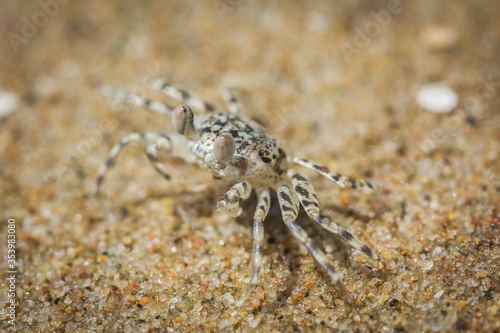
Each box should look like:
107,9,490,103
1,1,499,331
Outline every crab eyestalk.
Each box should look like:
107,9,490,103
213,133,236,164
172,105,198,141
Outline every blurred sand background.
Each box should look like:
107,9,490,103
0,0,499,331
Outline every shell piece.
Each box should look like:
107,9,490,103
213,133,236,164
416,83,458,113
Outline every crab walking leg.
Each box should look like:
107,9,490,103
150,76,218,113
277,184,351,303
144,140,173,181
217,181,252,217
288,156,375,192
237,188,271,306
94,133,172,195
100,85,174,117
221,87,243,114
289,170,378,261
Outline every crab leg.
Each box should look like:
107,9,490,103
289,170,378,260
217,181,252,217
100,85,174,117
288,156,375,192
221,87,243,114
150,76,218,113
237,188,271,306
94,133,171,195
277,184,351,303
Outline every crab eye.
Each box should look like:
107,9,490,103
172,105,197,140
214,134,236,164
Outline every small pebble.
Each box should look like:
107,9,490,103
434,290,444,299
122,236,134,246
389,299,399,306
416,83,458,113
378,294,389,304
223,292,234,303
220,319,231,329
420,25,458,50
247,315,260,328
292,293,304,302
433,246,443,256
0,89,20,118
419,260,434,271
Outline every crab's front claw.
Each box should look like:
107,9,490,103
217,199,241,217
217,181,252,218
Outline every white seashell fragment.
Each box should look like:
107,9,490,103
416,83,458,113
0,89,20,118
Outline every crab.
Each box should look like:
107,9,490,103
94,76,379,305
